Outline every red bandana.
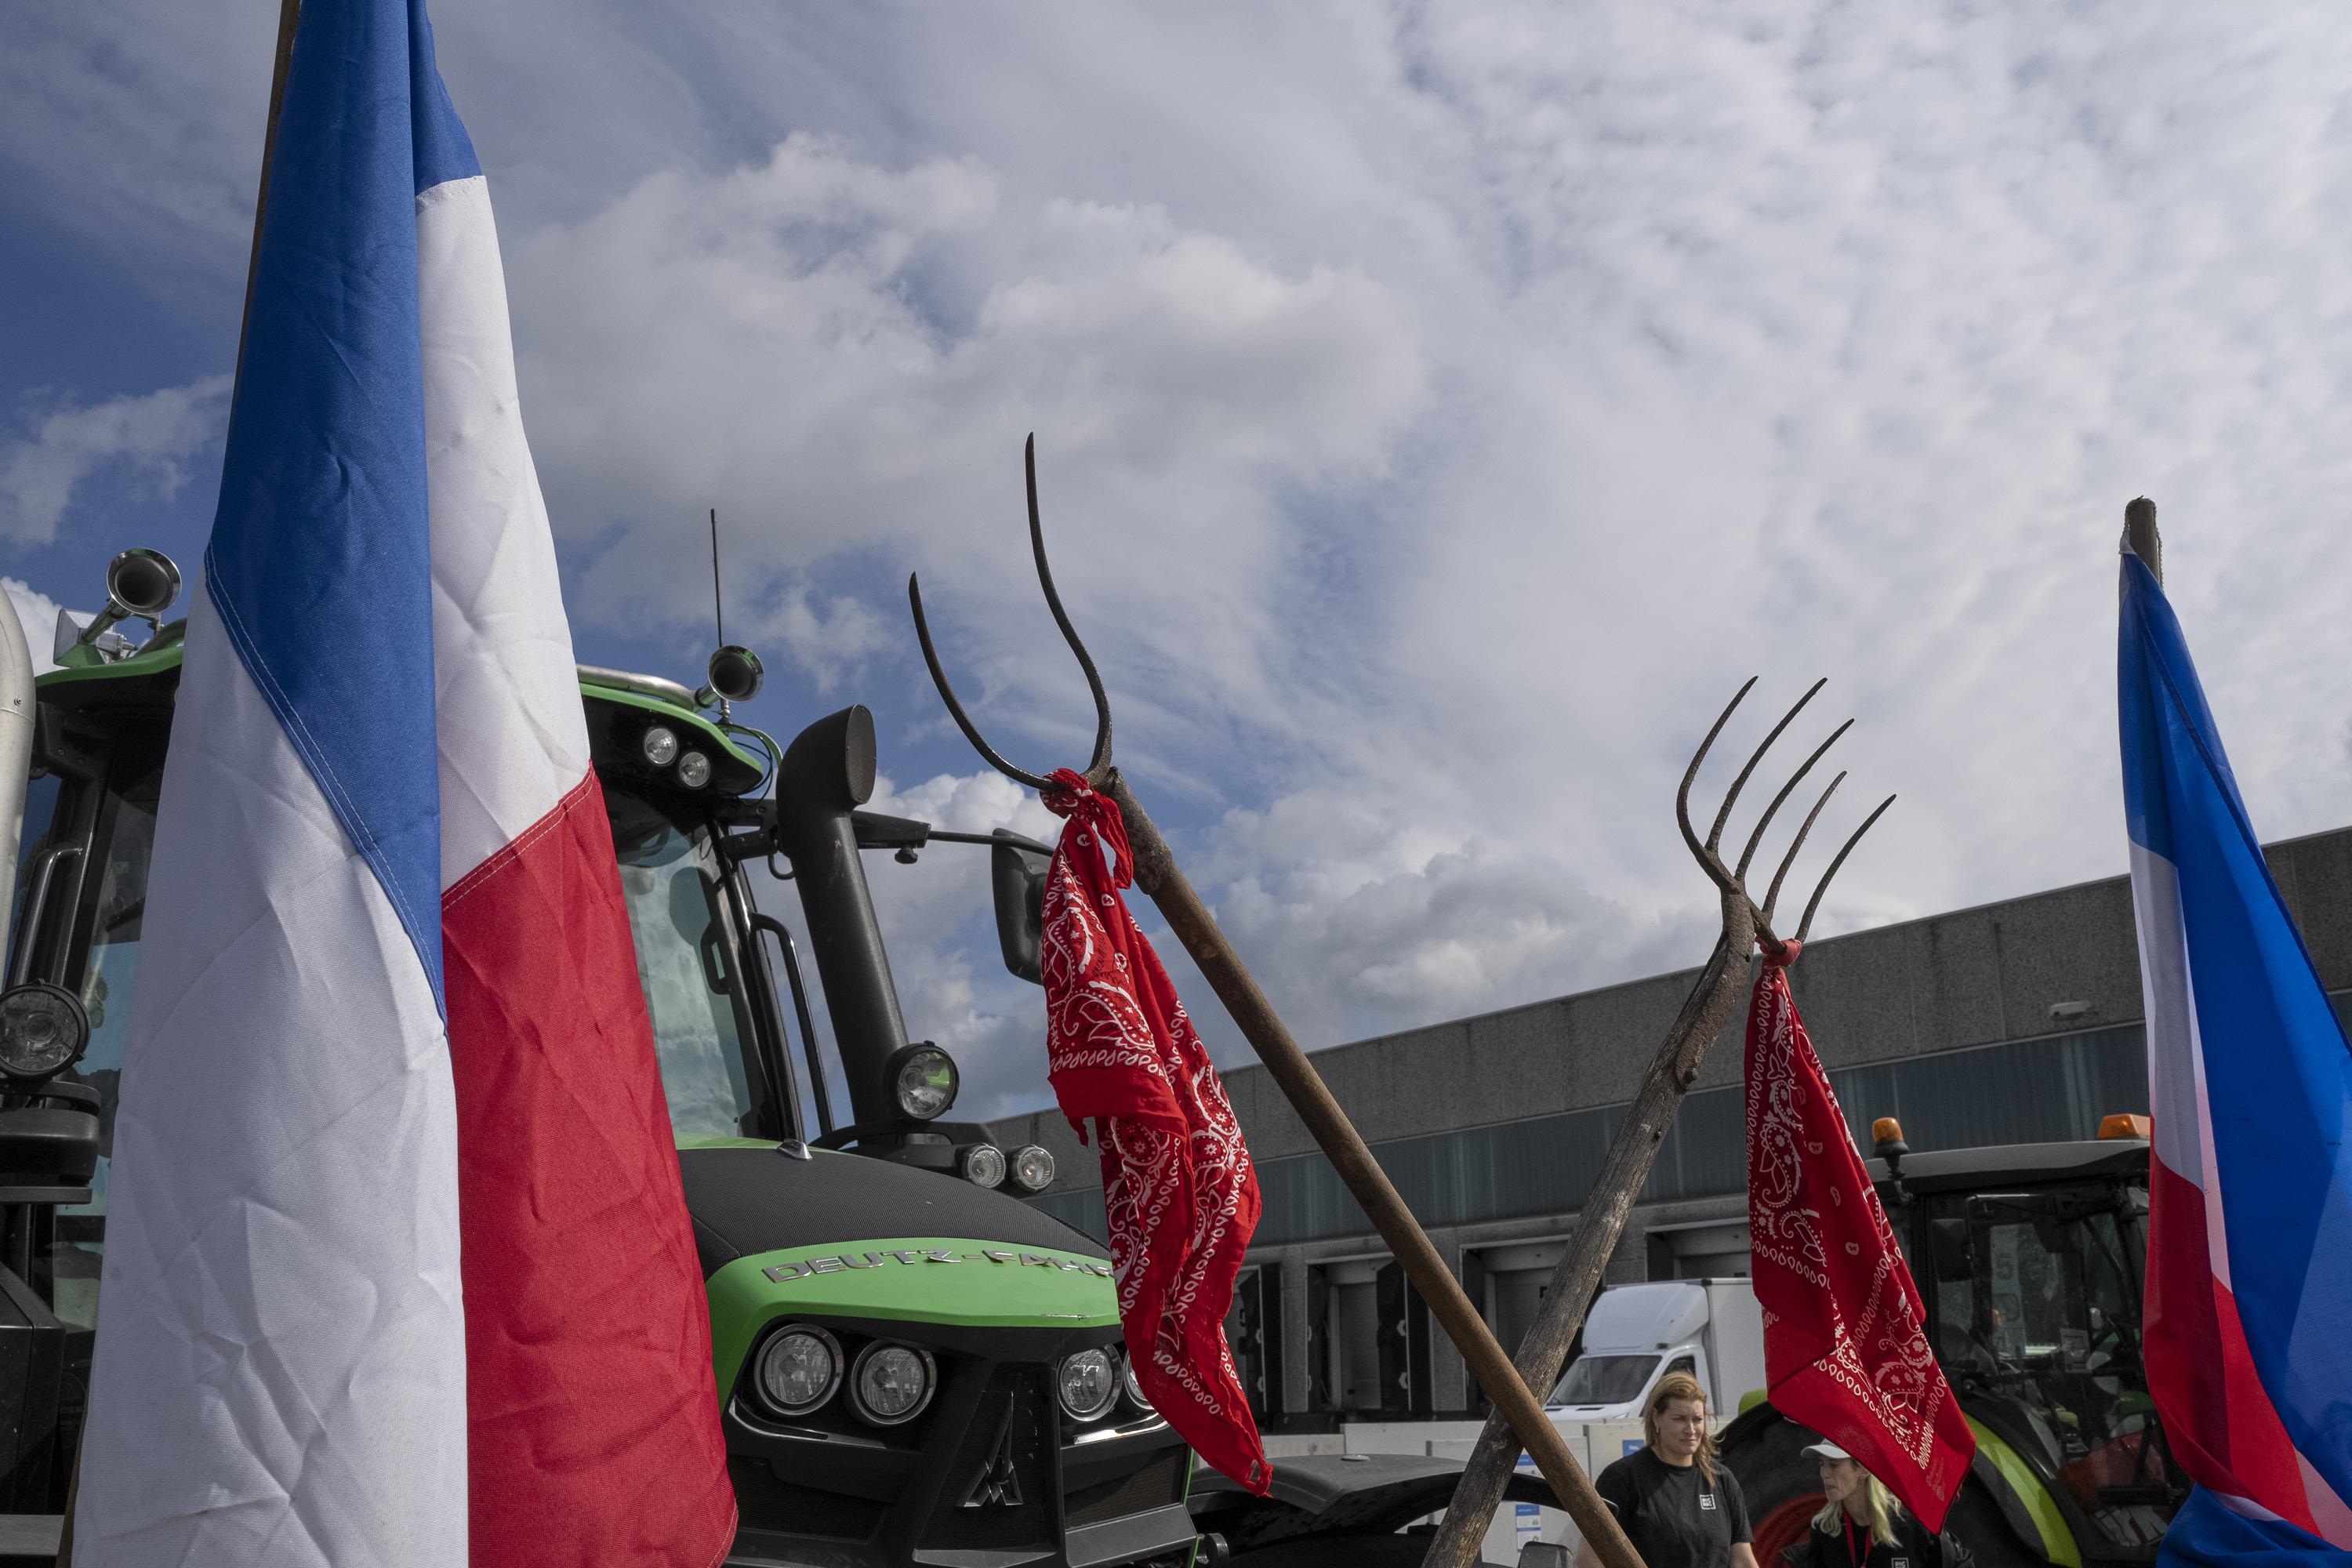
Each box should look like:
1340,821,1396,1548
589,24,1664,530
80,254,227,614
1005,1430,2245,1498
1744,949,1974,1530
1040,770,1271,1494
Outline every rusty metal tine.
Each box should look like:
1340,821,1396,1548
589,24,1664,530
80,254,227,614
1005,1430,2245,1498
1024,436,1115,779
1762,771,1845,926
1705,677,1826,853
1734,719,1854,881
1676,678,1757,886
1797,793,1896,943
907,572,1057,792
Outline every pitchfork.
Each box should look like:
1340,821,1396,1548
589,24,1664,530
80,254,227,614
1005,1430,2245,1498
909,436,1651,1568
1423,679,1894,1566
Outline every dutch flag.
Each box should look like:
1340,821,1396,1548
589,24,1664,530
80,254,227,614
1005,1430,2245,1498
2119,545,2352,1563
71,2,736,1563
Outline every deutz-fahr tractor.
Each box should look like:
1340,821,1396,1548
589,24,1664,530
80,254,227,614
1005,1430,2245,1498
1722,1117,2178,1568
0,549,1209,1566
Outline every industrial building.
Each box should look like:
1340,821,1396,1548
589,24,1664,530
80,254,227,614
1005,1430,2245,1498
989,824,2352,1429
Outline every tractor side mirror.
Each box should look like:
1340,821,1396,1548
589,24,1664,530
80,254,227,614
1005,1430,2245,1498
990,832,1050,985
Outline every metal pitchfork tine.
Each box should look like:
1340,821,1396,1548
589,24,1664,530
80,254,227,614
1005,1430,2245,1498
906,435,1652,1568
1677,676,1895,956
909,435,1112,792
1425,680,1897,1566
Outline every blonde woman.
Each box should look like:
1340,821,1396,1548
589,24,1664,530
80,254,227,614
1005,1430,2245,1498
1582,1371,1757,1568
1781,1441,1975,1568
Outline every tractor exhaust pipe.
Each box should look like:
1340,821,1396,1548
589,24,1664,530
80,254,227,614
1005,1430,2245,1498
770,706,911,1128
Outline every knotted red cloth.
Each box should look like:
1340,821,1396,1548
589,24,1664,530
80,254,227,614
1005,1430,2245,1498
1744,946,1974,1530
1040,770,1271,1494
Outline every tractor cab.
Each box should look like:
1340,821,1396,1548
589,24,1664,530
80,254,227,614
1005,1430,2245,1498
1877,1123,2178,1556
0,554,1200,1566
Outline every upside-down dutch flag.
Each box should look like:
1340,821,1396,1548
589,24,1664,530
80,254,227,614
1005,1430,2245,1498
2118,546,2352,1565
72,2,735,1563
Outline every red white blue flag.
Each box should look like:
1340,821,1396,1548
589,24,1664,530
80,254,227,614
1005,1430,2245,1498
72,2,735,1563
2119,548,2352,1563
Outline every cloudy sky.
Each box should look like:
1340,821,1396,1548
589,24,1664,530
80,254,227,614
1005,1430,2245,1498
8,3,2352,1120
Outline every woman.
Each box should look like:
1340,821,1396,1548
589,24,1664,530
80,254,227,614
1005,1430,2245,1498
1583,1371,1757,1568
1782,1441,1974,1568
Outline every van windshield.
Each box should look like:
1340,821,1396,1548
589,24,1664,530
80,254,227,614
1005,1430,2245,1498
1550,1352,1658,1407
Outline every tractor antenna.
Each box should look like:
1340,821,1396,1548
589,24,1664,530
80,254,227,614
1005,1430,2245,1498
710,507,725,648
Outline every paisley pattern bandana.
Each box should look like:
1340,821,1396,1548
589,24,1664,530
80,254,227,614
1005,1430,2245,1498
1745,946,1974,1530
1040,770,1270,1494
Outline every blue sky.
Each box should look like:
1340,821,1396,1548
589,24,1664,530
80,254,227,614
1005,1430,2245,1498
9,3,2352,1117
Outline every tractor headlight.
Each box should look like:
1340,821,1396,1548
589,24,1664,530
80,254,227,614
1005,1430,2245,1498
1058,1348,1120,1423
888,1043,958,1120
1009,1145,1055,1192
0,983,89,1083
1121,1347,1152,1412
677,750,712,789
960,1143,1006,1189
641,726,679,767
849,1342,935,1426
753,1324,841,1417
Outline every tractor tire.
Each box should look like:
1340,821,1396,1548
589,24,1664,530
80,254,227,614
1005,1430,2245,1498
1719,1410,2051,1568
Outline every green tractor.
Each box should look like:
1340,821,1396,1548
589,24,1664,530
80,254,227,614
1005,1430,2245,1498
1721,1119,2179,1568
0,550,1207,1566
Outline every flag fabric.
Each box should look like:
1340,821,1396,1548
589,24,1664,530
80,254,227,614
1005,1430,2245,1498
1039,770,1271,1494
2117,550,2352,1560
73,2,735,1563
1745,947,1975,1530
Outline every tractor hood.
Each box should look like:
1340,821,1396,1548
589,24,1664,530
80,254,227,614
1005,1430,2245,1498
679,1144,1105,1276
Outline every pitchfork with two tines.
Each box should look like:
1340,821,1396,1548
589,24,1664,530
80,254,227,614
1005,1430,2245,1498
1420,678,1893,1567
910,436,1653,1568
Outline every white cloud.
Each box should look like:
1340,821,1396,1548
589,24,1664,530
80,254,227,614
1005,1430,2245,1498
0,377,230,545
21,4,2352,1123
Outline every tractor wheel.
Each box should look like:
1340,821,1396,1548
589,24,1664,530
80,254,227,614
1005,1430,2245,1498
1719,1409,2049,1568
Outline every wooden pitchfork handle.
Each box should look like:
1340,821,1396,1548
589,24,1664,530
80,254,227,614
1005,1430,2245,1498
1099,768,1646,1568
906,440,1644,1568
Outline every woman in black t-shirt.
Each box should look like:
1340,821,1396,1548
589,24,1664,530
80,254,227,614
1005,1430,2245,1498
1584,1371,1758,1568
1780,1441,1974,1568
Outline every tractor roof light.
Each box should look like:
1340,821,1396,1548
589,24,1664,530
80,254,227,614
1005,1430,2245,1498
1009,1145,1055,1193
0,983,89,1084
2100,1112,2152,1141
677,750,712,789
960,1143,1006,1189
888,1043,958,1121
641,726,679,768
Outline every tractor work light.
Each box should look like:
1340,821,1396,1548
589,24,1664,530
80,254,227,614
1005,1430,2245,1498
849,1342,935,1426
959,1142,1007,1189
641,726,679,767
888,1043,958,1121
1121,1348,1152,1412
2099,1112,2152,1141
1009,1145,1056,1193
1057,1348,1119,1423
0,983,89,1083
677,751,713,789
754,1324,841,1418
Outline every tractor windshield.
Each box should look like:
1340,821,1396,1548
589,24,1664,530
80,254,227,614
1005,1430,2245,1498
604,782,773,1144
1923,1180,2176,1548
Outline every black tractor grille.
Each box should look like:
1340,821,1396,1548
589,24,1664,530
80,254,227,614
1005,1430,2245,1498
728,1454,886,1541
1065,1444,1187,1528
919,1365,1058,1553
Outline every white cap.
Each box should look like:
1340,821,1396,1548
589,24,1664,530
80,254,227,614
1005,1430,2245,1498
1802,1440,1852,1461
